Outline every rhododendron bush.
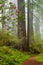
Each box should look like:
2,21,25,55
0,1,18,34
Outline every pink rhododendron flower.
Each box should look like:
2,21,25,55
16,9,18,16
14,6,16,9
0,4,4,7
1,4,5,6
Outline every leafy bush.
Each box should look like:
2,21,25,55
0,30,19,47
0,46,30,65
0,30,27,50
29,43,43,54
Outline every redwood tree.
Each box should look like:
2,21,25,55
18,0,27,50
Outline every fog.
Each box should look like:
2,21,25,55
0,0,43,38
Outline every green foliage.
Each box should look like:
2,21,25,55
29,33,43,54
0,30,19,47
36,53,43,62
14,37,26,50
29,43,43,54
0,46,30,65
0,0,7,4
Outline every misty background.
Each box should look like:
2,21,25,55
0,0,43,38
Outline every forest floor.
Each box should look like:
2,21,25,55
22,56,43,65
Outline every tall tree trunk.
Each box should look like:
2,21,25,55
27,0,33,47
18,0,27,50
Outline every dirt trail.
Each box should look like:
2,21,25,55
22,56,43,65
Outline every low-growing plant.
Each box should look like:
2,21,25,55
29,43,43,54
0,46,30,65
36,53,43,62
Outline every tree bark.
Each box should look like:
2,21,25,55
18,0,27,51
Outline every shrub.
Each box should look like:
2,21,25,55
0,30,19,47
29,42,43,54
